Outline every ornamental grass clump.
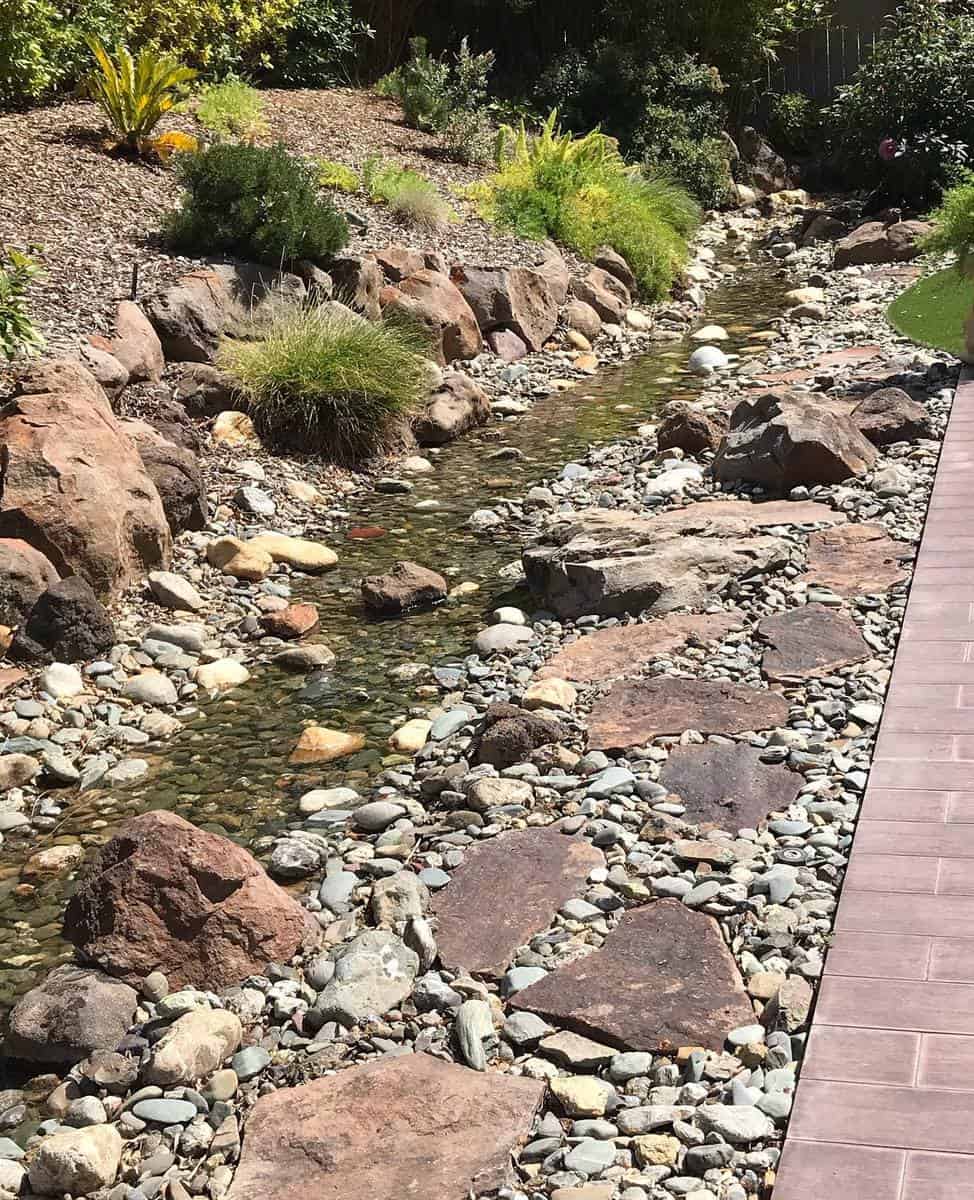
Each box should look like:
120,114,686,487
218,305,431,462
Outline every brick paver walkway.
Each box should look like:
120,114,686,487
775,368,974,1199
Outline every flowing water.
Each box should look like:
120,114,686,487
0,255,791,1014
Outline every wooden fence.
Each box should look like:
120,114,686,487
771,0,895,99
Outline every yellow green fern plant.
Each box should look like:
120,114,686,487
86,37,197,156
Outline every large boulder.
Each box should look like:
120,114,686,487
28,1126,122,1197
833,220,931,269
593,246,636,293
361,561,447,613
714,390,877,489
523,508,789,620
8,577,116,663
174,363,236,417
381,270,482,363
62,811,319,990
5,964,138,1065
851,386,931,446
145,264,306,362
571,267,631,323
656,401,728,454
372,246,426,283
473,702,566,769
107,300,165,383
329,254,383,319
738,126,794,195
451,263,558,353
0,538,59,627
0,360,171,597
413,371,490,445
121,417,208,534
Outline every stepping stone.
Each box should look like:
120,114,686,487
660,743,802,831
510,900,754,1052
225,1054,544,1200
758,604,871,681
432,827,604,978
534,610,746,684
587,679,790,751
799,522,910,597
648,498,846,533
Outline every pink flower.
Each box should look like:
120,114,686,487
879,137,899,162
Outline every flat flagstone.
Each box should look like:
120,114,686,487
432,827,604,978
587,678,790,750
225,1054,544,1200
511,900,754,1052
758,604,871,681
799,523,910,597
660,743,802,830
647,498,846,534
534,610,746,683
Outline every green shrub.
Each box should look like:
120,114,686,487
218,304,431,461
267,0,372,87
440,108,495,166
767,91,822,157
0,247,44,360
363,158,453,228
196,78,267,142
319,158,360,192
924,172,974,274
86,37,197,154
828,0,974,203
470,111,700,298
166,142,348,265
378,37,451,129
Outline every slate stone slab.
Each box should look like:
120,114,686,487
587,679,791,750
660,743,802,831
758,604,870,681
534,610,746,684
510,900,754,1052
226,1054,544,1200
799,523,910,597
432,827,604,978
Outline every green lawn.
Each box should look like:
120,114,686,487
887,265,973,359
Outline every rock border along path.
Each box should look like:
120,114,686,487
775,367,974,1200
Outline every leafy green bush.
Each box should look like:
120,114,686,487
86,37,198,155
218,304,431,461
363,158,453,228
267,0,372,87
166,142,348,265
924,172,974,274
471,111,699,297
377,37,451,129
0,247,44,360
440,108,495,166
828,0,974,203
319,158,360,192
196,78,267,142
767,91,822,157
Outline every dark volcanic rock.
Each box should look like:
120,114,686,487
758,604,871,681
121,417,208,535
0,538,59,627
432,827,604,978
799,523,911,598
9,577,116,663
226,1054,544,1200
660,744,802,831
511,901,755,1052
587,679,791,751
473,702,565,769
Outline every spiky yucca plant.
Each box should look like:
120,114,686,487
86,37,197,156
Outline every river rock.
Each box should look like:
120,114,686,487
196,659,250,691
696,1103,775,1144
593,246,636,292
38,661,83,698
206,536,273,581
588,678,790,750
389,718,431,752
148,570,205,612
833,219,930,269
144,1008,242,1086
571,268,630,324
361,561,447,613
688,344,729,374
758,604,870,681
225,1054,543,1200
660,744,802,831
433,827,603,977
246,534,337,572
273,644,336,671
475,623,534,655
851,386,932,446
512,901,754,1051
0,753,40,790
8,576,115,663
62,811,319,989
799,522,910,597
535,610,746,683
259,603,319,640
373,246,426,282
5,965,138,1065
564,300,602,340
714,390,877,489
121,671,178,707
414,371,491,445
371,871,430,928
28,1125,122,1197
451,263,558,352
0,539,59,626
315,929,418,1025
656,401,728,454
381,270,482,363
0,360,171,596
289,726,365,764
473,702,566,768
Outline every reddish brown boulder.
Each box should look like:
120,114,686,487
0,361,171,597
758,604,870,681
109,301,164,383
361,561,447,613
451,263,558,352
487,328,529,361
657,401,728,455
433,827,604,977
660,743,802,831
587,679,790,751
80,342,129,398
535,611,746,683
372,246,426,282
381,270,482,363
62,811,319,990
799,522,910,597
259,603,320,640
833,220,931,269
413,371,490,446
474,702,565,769
851,387,931,446
564,299,601,340
330,254,383,319
571,267,631,324
594,246,636,293
0,538,59,627
511,901,754,1052
227,1054,544,1200
714,390,877,489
